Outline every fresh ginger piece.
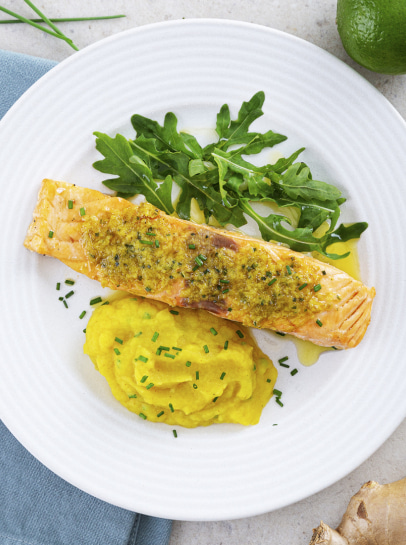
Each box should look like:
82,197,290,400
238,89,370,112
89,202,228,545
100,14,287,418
309,477,406,545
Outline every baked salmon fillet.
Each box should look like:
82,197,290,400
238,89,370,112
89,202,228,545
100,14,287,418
24,179,375,349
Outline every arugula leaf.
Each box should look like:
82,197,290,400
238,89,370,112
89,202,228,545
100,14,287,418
204,91,287,155
239,200,368,258
93,132,174,214
131,112,202,159
268,163,342,202
93,92,367,259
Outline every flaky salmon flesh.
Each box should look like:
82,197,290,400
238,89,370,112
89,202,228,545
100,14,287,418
24,179,375,349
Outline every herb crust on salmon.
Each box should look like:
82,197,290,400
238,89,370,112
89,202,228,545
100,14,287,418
24,179,375,349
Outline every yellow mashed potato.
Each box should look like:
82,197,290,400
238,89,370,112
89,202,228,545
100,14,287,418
84,295,278,427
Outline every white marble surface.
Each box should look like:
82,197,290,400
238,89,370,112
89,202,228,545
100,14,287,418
1,2,405,544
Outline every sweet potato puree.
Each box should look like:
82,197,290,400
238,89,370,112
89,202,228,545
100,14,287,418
84,295,278,427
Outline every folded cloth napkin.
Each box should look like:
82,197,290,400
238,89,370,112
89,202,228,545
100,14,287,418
0,49,173,545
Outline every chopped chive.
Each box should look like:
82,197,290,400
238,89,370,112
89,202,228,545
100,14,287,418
164,353,175,359
169,310,179,315
210,327,218,336
273,389,283,397
290,369,299,376
220,372,226,380
236,330,244,338
138,355,148,363
203,345,209,354
139,413,147,420
145,287,151,292
298,283,308,290
90,297,102,305
151,332,159,342
212,396,218,403
169,403,174,412
114,348,120,355
276,331,286,336
48,230,54,238
195,371,200,380
140,240,153,245
65,290,74,299
316,319,323,327
68,200,73,209
278,356,289,364
101,301,110,305
185,361,192,367
56,282,61,290
286,265,292,275
172,429,178,438
172,347,182,351
195,256,203,267
157,411,164,418
58,296,64,301
146,383,154,390
134,331,142,338
79,310,86,319
62,299,68,308
268,278,277,286
279,362,290,368
140,375,148,383
65,279,75,285
128,394,137,399
155,239,160,248
314,284,322,292
114,337,123,344
145,232,156,236
192,383,198,389
220,279,230,284
188,244,196,249
198,254,207,261
222,289,229,294
80,207,86,216
275,398,284,407
224,340,229,350
159,346,170,351
266,378,272,383
192,265,199,271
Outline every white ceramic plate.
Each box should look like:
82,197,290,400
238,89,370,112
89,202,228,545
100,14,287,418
1,20,406,522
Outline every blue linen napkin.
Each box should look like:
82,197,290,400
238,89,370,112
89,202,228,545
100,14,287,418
0,49,173,545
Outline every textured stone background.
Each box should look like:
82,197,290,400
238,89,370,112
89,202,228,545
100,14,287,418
1,2,405,544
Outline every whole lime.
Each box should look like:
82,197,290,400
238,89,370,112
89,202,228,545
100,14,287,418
337,0,406,74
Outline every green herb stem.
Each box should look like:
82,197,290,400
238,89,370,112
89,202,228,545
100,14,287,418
23,0,78,49
0,14,126,24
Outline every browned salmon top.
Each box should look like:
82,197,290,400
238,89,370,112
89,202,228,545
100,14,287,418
24,179,375,349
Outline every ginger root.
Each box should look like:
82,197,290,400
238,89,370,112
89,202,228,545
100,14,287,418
309,477,406,545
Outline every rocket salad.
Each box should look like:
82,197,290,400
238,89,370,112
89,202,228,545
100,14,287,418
93,91,367,259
